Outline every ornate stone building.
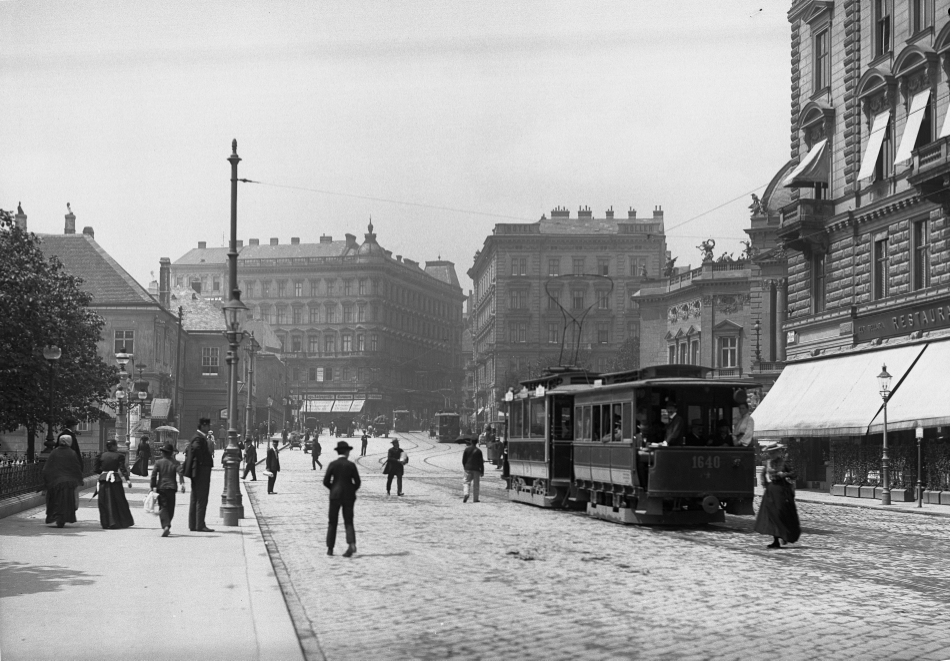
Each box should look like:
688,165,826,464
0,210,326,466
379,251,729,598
467,206,666,424
170,222,465,425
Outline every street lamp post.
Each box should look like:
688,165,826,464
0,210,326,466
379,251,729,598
916,423,924,508
244,332,257,444
877,364,892,506
42,345,62,457
115,352,132,458
220,139,248,526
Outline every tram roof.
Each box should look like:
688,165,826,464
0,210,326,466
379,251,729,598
572,377,761,397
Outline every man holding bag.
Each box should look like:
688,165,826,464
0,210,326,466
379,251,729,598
150,442,185,537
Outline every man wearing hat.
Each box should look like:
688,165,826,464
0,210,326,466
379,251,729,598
382,438,406,496
150,442,185,537
266,438,281,494
323,440,361,557
58,416,84,468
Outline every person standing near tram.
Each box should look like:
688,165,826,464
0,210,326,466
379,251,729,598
734,403,755,447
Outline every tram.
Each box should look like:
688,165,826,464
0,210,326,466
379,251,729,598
507,365,760,525
433,411,461,443
393,410,412,433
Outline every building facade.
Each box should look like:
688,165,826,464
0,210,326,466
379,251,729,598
467,206,667,424
170,222,465,427
752,1,950,499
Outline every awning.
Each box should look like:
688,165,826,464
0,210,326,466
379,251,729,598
330,400,350,412
894,89,931,164
347,400,365,413
302,400,333,413
868,340,950,433
150,398,171,420
857,110,891,180
752,343,926,438
782,138,829,187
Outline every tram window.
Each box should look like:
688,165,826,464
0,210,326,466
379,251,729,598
575,407,584,440
622,402,632,441
591,405,601,441
601,406,614,442
529,398,545,437
553,402,573,440
581,406,591,440
511,401,524,439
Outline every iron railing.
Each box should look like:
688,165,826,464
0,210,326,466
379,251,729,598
0,452,98,501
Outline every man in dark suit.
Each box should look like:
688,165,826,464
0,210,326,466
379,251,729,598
242,438,258,481
323,440,361,557
183,417,214,532
663,401,686,446
266,439,281,494
461,436,484,503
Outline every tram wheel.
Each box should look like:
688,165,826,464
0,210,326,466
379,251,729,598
532,479,546,496
511,477,525,492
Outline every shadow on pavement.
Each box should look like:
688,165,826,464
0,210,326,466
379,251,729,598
346,551,411,559
0,561,99,598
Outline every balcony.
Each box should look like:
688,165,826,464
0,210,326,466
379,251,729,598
777,198,832,255
909,136,950,209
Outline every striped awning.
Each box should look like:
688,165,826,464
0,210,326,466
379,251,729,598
868,340,950,432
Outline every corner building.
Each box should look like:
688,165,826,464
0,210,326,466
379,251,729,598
468,206,667,424
752,1,950,504
170,222,465,426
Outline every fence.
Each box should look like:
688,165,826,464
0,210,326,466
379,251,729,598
0,453,98,501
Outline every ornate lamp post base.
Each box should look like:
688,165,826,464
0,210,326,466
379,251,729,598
220,445,244,524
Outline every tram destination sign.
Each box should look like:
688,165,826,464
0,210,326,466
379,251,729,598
854,297,950,342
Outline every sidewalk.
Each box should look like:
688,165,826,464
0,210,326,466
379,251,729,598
0,459,304,661
755,485,950,518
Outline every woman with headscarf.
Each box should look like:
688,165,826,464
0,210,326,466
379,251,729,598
382,438,406,496
754,442,801,549
42,434,85,528
130,434,152,477
94,439,135,529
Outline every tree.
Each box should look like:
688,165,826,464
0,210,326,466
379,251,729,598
0,209,118,459
612,335,640,372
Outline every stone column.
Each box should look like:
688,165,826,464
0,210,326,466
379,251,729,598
775,279,787,361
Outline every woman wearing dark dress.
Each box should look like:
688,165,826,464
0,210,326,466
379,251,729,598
94,439,135,529
130,435,152,477
42,435,84,528
754,442,801,549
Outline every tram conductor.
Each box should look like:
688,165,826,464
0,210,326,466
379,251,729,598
663,401,686,446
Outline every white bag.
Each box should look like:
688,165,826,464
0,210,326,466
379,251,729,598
263,470,274,477
399,451,408,465
143,491,159,515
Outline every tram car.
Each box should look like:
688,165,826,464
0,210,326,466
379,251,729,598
507,365,760,525
393,409,412,433
433,411,461,443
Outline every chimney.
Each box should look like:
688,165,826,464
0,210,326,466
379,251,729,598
249,238,260,246
320,235,333,243
345,233,357,247
396,255,403,262
198,241,207,249
64,203,76,234
578,206,592,219
236,239,243,248
384,250,393,258
148,280,159,296
653,205,663,219
291,237,300,245
605,207,614,219
159,257,171,309
551,206,570,218
14,203,26,230
628,208,637,219
82,226,94,238
270,238,278,246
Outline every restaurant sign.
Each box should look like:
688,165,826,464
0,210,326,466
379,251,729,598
854,297,950,342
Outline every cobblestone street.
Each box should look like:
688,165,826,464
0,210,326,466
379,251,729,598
248,433,950,661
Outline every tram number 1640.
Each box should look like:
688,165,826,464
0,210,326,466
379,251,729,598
691,455,721,469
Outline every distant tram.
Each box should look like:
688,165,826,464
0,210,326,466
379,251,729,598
507,365,759,525
433,411,461,443
393,410,412,433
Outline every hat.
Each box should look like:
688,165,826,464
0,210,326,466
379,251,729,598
161,442,175,454
335,441,353,454
760,441,785,453
391,439,399,445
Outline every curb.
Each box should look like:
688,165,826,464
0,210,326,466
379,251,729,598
0,474,99,520
794,492,950,518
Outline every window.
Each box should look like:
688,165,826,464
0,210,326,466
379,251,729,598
548,258,560,276
597,357,611,373
342,335,352,352
277,281,287,297
572,258,585,275
814,29,830,92
276,334,285,352
813,253,826,313
547,289,561,310
308,336,319,353
668,345,676,364
359,279,367,295
309,307,319,324
678,342,688,364
572,291,585,310
510,257,527,276
114,330,134,355
874,235,889,299
343,306,354,323
914,94,935,151
344,280,353,296
509,289,527,310
261,281,270,297
718,337,738,368
325,367,333,381
309,367,317,381
292,367,300,382
597,324,608,344
630,257,646,277
370,334,378,352
510,322,527,343
310,280,319,297
914,219,930,290
326,280,334,296
326,306,336,323
291,335,302,353
597,291,610,310
292,306,302,325
315,367,324,382
294,281,303,297
357,304,366,323
356,334,365,351
597,258,609,276
212,276,220,293
910,0,933,33
276,307,287,325
342,367,351,381
548,323,559,344
875,0,891,57
690,339,700,365
874,117,894,181
325,335,335,353
201,347,220,375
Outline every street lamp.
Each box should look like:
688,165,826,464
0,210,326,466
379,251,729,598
243,332,258,444
220,138,248,527
116,352,132,457
916,423,924,509
752,318,762,363
877,364,892,506
42,345,62,456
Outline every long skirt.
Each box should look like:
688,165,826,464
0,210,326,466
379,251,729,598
45,482,78,526
97,480,135,529
130,455,149,477
754,481,801,543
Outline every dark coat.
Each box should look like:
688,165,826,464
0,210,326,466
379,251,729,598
664,415,686,446
266,446,281,473
382,446,404,476
43,445,84,488
244,444,257,464
136,440,152,461
150,456,182,491
323,457,361,502
95,450,129,481
462,445,485,474
183,432,213,478
58,428,83,469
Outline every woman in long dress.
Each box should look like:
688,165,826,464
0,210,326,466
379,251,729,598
42,435,84,528
130,435,151,477
94,439,135,529
754,442,801,549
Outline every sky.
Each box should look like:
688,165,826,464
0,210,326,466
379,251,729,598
1,0,791,294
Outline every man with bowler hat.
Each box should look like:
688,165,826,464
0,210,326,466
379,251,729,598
323,440,361,557
382,438,406,496
183,417,214,532
266,438,281,494
242,437,257,481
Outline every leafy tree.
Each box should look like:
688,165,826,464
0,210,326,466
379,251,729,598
0,209,118,459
